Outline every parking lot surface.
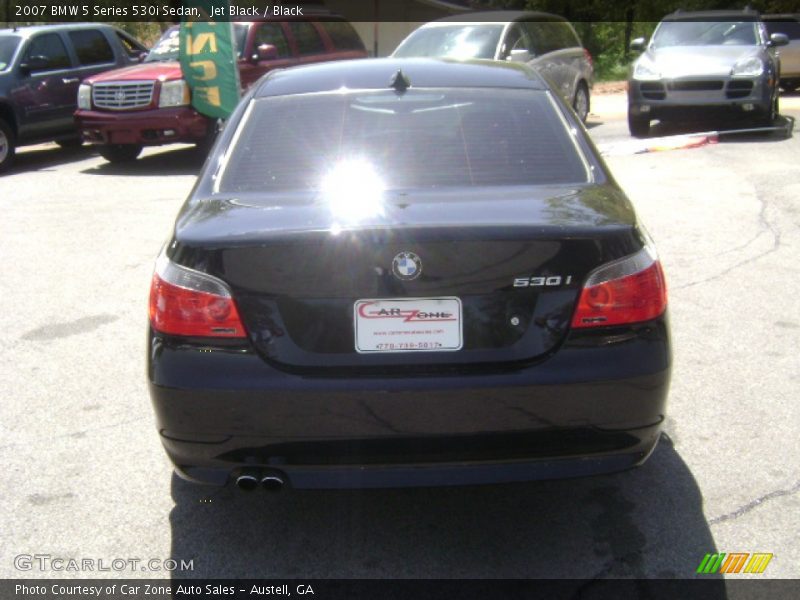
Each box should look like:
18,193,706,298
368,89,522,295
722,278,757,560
1,93,798,581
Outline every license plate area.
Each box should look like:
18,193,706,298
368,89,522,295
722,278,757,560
354,297,463,353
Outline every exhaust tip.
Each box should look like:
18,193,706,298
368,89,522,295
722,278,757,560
235,469,260,491
261,473,286,492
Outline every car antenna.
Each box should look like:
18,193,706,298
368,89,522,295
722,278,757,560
389,69,411,93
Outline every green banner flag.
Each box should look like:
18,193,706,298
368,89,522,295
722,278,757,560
179,0,241,119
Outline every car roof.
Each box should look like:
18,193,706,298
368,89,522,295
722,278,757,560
0,23,116,38
254,58,548,98
663,10,761,22
423,10,568,25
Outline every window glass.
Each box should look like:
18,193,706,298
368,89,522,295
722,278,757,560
221,89,588,194
393,24,504,59
289,22,326,55
0,35,20,71
653,21,758,47
556,22,581,48
525,22,564,55
24,33,70,71
765,19,800,40
255,23,290,58
69,30,114,65
501,24,533,58
115,31,145,59
145,25,248,62
321,21,364,51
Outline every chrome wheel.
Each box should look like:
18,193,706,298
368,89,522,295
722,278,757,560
0,119,13,172
573,84,589,123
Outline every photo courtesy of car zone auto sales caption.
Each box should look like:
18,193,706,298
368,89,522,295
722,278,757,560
147,56,671,492
14,583,312,596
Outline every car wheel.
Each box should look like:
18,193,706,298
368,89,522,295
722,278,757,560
0,118,16,173
193,126,218,156
760,94,779,126
98,144,143,163
628,111,650,138
572,82,590,123
56,137,84,149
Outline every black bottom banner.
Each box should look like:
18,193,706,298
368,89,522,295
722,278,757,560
3,579,799,600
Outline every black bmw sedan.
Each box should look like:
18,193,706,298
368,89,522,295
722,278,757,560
148,58,671,490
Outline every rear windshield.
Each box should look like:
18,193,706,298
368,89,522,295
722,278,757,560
219,88,589,194
0,35,20,71
393,24,504,60
653,21,759,47
765,19,800,40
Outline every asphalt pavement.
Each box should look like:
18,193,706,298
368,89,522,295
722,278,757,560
1,92,798,584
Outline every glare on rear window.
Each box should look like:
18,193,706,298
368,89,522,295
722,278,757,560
219,88,588,193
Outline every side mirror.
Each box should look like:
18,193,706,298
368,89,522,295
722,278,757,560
506,48,533,63
769,32,789,47
19,55,51,74
136,51,147,63
629,38,646,52
251,43,278,63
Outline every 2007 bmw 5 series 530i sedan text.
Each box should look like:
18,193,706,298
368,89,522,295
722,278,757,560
147,58,671,491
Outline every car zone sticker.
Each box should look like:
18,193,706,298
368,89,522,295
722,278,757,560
354,298,463,353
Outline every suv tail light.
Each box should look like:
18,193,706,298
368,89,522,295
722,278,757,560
149,253,246,338
571,245,667,328
583,48,594,69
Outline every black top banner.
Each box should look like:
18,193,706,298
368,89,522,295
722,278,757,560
1,1,799,24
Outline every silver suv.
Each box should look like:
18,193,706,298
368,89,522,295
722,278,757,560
392,11,594,122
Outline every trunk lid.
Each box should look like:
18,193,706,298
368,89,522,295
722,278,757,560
171,185,643,372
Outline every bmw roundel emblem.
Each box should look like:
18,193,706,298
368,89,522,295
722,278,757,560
392,251,422,281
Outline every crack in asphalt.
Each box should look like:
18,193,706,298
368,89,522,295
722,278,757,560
709,480,800,526
676,183,781,290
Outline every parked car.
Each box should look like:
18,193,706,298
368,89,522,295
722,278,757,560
147,58,671,491
762,14,800,91
75,18,367,164
391,11,594,122
627,9,788,137
0,23,147,172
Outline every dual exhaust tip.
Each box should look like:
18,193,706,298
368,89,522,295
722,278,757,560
235,468,286,492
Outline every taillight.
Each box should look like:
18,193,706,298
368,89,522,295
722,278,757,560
149,253,246,338
583,48,594,69
571,245,667,328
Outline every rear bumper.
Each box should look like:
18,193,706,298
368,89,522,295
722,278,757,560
148,317,671,488
75,106,210,146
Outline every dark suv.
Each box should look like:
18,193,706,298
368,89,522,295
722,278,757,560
75,18,367,163
0,23,147,172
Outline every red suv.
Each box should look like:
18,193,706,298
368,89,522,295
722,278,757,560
75,19,366,163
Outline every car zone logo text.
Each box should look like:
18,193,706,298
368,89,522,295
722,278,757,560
358,303,456,322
